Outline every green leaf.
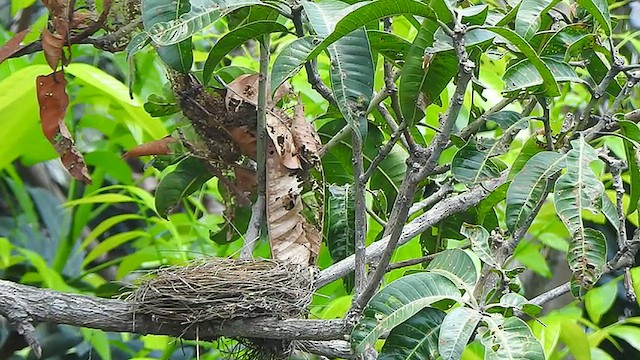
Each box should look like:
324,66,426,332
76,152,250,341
481,315,545,360
141,0,193,72
462,223,498,268
503,58,583,93
509,136,546,179
326,184,356,292
146,0,266,46
506,151,565,232
304,0,374,138
270,36,318,95
576,0,611,35
380,308,446,360
305,0,436,60
481,26,559,95
585,279,618,324
78,213,145,251
610,325,640,352
426,249,478,287
398,18,449,125
82,230,149,267
439,307,482,360
515,0,561,39
155,157,212,218
125,32,151,64
619,120,640,215
351,273,461,354
368,30,412,67
144,93,180,117
65,194,137,207
202,21,288,84
452,131,518,185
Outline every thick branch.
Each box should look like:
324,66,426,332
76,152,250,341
0,280,346,344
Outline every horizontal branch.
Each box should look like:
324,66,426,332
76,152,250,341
0,279,347,350
317,173,508,288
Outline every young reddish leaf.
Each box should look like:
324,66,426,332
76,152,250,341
0,29,29,65
123,136,177,158
36,72,92,184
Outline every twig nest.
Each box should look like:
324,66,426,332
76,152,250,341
128,258,315,324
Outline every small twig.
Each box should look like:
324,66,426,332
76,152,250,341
352,118,368,300
408,182,453,216
387,244,471,271
366,208,387,228
377,104,412,150
538,96,555,151
529,283,571,306
241,195,264,259
458,95,519,140
318,125,351,157
362,122,406,182
577,54,624,131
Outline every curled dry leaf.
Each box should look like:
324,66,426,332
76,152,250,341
0,29,29,65
42,29,68,70
228,125,257,158
291,98,321,168
266,141,321,266
267,112,300,170
36,72,92,184
225,73,260,109
42,0,70,37
123,136,176,158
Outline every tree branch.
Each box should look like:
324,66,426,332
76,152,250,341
0,280,347,355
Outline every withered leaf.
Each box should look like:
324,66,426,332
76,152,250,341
228,125,257,158
42,29,68,71
225,73,260,109
123,136,176,158
37,72,92,184
0,29,29,65
291,98,321,168
266,141,321,266
267,112,300,170
43,0,70,38
233,165,257,195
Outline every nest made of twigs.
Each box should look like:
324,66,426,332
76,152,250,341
127,257,315,324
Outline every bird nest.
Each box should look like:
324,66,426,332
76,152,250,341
127,258,316,359
128,257,315,323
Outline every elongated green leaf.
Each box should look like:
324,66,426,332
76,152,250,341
426,249,478,286
504,57,583,93
429,28,496,53
439,307,482,360
304,0,374,138
452,117,527,184
398,18,446,125
554,139,608,287
482,315,545,360
462,223,498,267
326,184,355,292
515,0,560,39
306,0,436,60
576,0,611,35
83,230,149,267
78,213,145,251
351,273,461,354
202,21,288,84
537,23,593,59
141,0,193,72
380,308,446,360
619,120,640,215
368,30,412,67
585,280,618,324
509,136,546,179
125,32,151,63
506,151,565,232
270,36,318,95
482,26,559,95
146,0,265,46
155,157,212,218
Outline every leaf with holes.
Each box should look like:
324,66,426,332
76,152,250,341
426,249,478,287
326,184,355,292
481,315,545,360
36,72,91,184
439,307,482,360
367,30,411,67
203,21,288,84
504,58,583,93
576,0,611,35
379,308,446,360
141,0,193,72
351,272,462,354
506,151,566,232
462,223,498,268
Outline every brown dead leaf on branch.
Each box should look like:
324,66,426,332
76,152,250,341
123,136,177,158
0,29,29,64
36,72,92,184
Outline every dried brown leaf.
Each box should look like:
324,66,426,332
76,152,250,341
43,0,71,37
267,111,300,170
37,72,92,184
42,29,67,71
266,141,321,266
123,136,176,158
233,165,257,195
225,73,260,109
291,98,321,168
229,125,257,158
0,29,29,65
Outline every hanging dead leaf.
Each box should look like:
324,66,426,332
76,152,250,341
228,125,257,158
0,29,29,65
291,98,321,168
42,29,68,70
267,111,300,170
225,73,260,109
42,0,71,38
233,165,257,195
37,72,92,184
266,141,321,266
123,136,176,158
